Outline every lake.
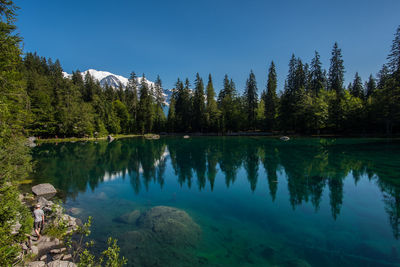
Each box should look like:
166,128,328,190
30,137,400,266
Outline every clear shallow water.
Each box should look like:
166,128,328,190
30,137,400,266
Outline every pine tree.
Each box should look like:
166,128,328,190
328,42,346,132
0,1,34,264
218,75,240,132
387,25,400,75
174,78,191,131
167,95,176,132
153,75,166,132
192,73,206,132
377,64,390,89
310,51,325,95
365,74,376,98
350,72,364,99
137,74,154,133
264,61,278,131
126,71,139,132
205,74,219,132
244,70,258,130
328,42,345,96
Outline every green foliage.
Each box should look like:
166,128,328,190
192,73,206,132
205,74,220,132
0,1,32,265
244,70,258,130
264,61,278,131
72,217,127,267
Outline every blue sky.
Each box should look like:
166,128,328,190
15,0,400,92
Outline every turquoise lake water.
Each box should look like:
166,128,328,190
30,137,400,266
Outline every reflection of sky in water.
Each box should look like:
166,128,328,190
31,138,400,266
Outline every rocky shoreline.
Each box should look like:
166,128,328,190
17,183,79,267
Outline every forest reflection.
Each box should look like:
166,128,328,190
31,137,400,239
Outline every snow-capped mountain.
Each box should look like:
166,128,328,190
62,69,170,105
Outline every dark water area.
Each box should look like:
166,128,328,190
29,137,400,266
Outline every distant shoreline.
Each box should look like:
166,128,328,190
34,133,400,144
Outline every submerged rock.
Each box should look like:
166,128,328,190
135,206,201,246
32,183,57,198
114,209,141,224
123,206,201,267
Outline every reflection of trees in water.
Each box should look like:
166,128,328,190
32,138,400,239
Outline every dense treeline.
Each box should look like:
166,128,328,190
0,1,33,265
23,26,400,137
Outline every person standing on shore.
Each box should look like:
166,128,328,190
33,204,44,240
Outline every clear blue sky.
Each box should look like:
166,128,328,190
15,0,400,92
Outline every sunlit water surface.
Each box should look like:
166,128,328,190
30,137,400,266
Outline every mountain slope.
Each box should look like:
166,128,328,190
62,69,170,105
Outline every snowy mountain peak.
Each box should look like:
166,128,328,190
62,69,170,105
62,69,156,89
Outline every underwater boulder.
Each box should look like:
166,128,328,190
136,206,201,246
114,210,141,224
123,206,201,267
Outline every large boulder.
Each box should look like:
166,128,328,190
47,260,76,267
123,206,201,267
32,183,57,198
27,261,45,267
135,206,201,246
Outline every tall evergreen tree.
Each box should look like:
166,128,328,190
328,42,345,95
153,75,166,132
264,61,278,131
218,75,240,132
175,78,191,131
365,74,376,98
192,73,206,131
387,25,400,75
244,70,258,129
310,51,325,95
137,74,154,133
0,1,34,264
205,74,219,132
350,72,364,99
126,71,139,132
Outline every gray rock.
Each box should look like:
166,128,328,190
27,137,37,148
67,207,83,215
62,254,72,261
47,260,77,267
37,196,54,208
280,136,290,141
11,221,22,235
54,238,60,245
27,261,46,267
21,243,28,251
40,254,47,261
136,206,201,245
60,247,66,252
31,245,39,255
52,253,64,260
50,248,61,254
32,183,57,198
124,206,201,267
